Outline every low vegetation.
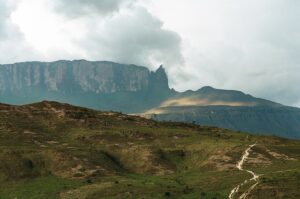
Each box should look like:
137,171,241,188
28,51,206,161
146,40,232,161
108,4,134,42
0,101,299,199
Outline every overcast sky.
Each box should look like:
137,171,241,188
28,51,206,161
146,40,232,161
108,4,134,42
0,0,299,107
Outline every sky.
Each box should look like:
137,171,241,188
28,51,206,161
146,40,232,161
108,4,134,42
0,0,299,107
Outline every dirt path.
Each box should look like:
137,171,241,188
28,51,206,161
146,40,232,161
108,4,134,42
229,144,260,199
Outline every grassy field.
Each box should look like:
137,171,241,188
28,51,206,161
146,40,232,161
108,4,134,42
0,101,299,199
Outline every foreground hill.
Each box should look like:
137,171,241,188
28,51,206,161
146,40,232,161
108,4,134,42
0,101,299,199
0,60,300,138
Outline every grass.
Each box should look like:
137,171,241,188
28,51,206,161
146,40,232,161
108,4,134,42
0,176,83,199
0,101,298,198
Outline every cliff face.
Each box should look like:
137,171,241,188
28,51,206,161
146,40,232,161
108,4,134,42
0,60,156,94
0,60,173,112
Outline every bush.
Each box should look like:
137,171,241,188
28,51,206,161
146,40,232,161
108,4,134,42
165,192,171,196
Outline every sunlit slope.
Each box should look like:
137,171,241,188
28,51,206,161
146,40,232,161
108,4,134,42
142,87,300,139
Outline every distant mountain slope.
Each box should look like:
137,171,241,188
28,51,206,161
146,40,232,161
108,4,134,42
0,101,299,199
0,60,300,139
165,86,282,107
143,105,300,139
142,86,300,139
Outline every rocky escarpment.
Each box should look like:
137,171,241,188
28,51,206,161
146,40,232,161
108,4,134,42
0,60,173,113
0,60,167,94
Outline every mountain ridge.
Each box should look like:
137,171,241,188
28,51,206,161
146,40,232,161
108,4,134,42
1,60,300,139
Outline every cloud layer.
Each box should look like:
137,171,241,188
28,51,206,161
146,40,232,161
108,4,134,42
0,0,299,107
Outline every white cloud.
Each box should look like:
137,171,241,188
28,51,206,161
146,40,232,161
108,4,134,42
0,1,39,63
145,0,300,106
10,0,90,61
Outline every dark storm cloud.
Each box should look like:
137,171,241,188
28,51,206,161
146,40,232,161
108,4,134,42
79,7,183,70
52,0,184,70
0,0,184,70
55,0,135,17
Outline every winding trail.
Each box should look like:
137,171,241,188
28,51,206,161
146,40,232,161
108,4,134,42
229,144,260,199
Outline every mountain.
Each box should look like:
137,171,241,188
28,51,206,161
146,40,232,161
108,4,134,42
160,86,282,107
1,60,300,139
0,60,173,113
0,101,299,199
142,87,300,139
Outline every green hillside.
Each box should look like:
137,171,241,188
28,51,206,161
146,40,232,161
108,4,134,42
0,101,299,199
